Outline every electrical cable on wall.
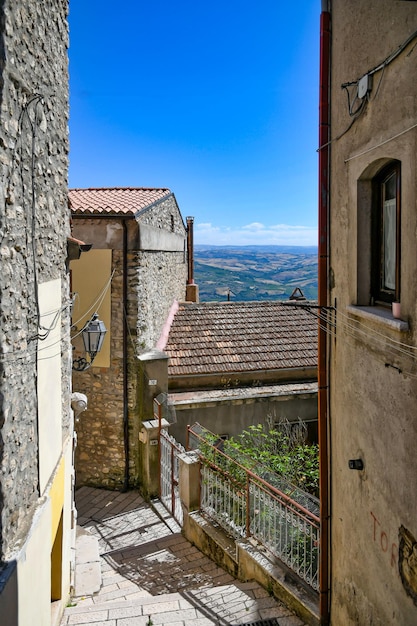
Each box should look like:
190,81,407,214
0,267,115,365
318,27,417,152
3,92,65,344
71,268,115,332
321,309,417,377
16,94,48,342
2,273,110,364
283,301,417,378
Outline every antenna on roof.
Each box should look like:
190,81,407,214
289,287,306,301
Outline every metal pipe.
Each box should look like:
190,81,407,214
318,4,331,624
122,220,130,491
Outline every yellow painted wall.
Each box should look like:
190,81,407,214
71,249,112,367
50,457,65,542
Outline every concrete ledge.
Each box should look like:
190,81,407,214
237,539,319,626
184,512,238,577
183,511,319,626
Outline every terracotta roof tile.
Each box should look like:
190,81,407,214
164,301,318,377
69,187,171,216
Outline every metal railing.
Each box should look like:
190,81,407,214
160,428,185,525
188,423,320,591
155,396,185,525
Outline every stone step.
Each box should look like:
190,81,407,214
73,526,101,597
151,498,182,533
62,582,302,626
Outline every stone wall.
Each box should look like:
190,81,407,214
137,194,186,232
0,0,70,559
135,194,187,351
74,249,126,488
136,248,186,351
73,200,187,488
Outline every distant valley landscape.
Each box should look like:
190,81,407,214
194,245,318,302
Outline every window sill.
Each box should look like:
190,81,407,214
346,305,409,333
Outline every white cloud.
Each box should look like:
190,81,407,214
194,222,317,246
242,222,265,231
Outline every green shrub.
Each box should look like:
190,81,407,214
223,419,319,498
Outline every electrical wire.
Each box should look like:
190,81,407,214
15,94,51,342
312,306,417,379
71,268,115,332
319,28,417,152
366,28,417,78
316,307,416,361
1,265,115,365
344,122,417,163
335,307,417,352
283,301,417,379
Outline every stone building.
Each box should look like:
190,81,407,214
69,188,189,489
0,2,75,625
319,2,417,623
160,300,318,446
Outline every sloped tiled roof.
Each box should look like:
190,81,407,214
164,301,318,377
69,187,172,216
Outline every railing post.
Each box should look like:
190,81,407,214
178,451,201,512
171,444,175,516
139,417,169,499
156,400,162,497
246,472,250,538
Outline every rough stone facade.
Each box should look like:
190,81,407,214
0,0,70,559
136,248,186,350
0,2,74,625
71,194,188,488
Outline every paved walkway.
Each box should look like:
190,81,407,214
61,487,307,626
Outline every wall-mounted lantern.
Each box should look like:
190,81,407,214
73,313,107,371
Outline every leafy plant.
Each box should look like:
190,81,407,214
223,419,319,497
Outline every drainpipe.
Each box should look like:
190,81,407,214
318,2,331,624
122,220,129,491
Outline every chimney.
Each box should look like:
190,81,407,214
186,216,199,302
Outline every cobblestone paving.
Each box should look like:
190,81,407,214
61,487,306,626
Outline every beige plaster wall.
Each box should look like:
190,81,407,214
71,249,112,368
328,2,417,623
169,389,318,446
17,499,51,626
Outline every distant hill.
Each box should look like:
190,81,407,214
194,245,318,302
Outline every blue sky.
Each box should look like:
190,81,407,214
69,2,319,246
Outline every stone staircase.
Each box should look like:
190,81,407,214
61,487,307,626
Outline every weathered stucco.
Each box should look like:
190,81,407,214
328,2,417,623
169,383,318,446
